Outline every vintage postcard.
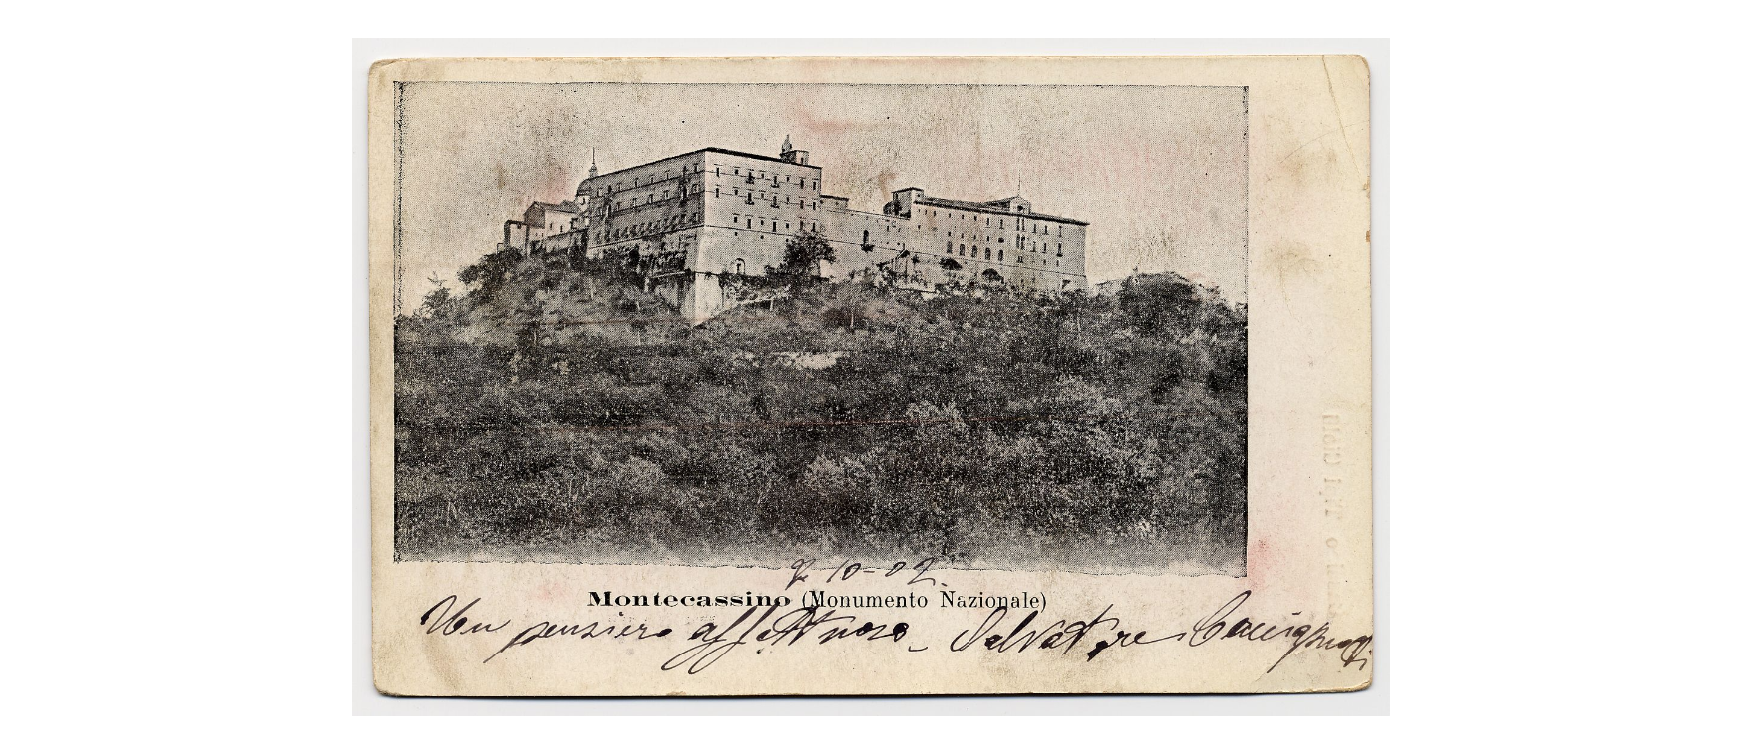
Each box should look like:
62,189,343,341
368,56,1372,695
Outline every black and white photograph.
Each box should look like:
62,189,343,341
390,82,1251,575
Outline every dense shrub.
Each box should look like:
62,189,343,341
395,253,1247,573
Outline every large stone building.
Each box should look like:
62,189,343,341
501,137,1088,321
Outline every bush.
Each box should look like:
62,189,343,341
395,253,1246,572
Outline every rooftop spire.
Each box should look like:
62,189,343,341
587,147,598,180
781,134,793,154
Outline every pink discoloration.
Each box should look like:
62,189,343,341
1247,539,1273,587
534,578,568,603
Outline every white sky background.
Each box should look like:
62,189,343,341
396,82,1247,312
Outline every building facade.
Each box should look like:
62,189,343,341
501,137,1089,321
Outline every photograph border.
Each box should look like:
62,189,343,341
355,39,1388,714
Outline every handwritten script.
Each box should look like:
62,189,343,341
418,590,1372,676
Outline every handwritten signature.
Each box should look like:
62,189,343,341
950,590,1372,672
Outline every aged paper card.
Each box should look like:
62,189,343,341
369,55,1372,695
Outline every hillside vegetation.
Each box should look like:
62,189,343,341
395,249,1248,573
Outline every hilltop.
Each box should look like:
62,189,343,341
395,249,1248,573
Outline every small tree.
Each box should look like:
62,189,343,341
417,275,457,320
1119,273,1199,339
782,229,836,280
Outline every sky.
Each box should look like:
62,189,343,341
395,82,1247,312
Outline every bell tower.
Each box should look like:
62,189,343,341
779,135,809,166
576,147,599,204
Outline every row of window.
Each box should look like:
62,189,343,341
946,241,1005,262
716,186,819,210
603,182,704,212
599,160,705,194
730,214,817,234
944,228,1067,255
927,253,1064,279
943,241,1067,265
715,164,816,192
1015,236,1063,253
925,208,1060,236
600,160,822,196
599,213,703,243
